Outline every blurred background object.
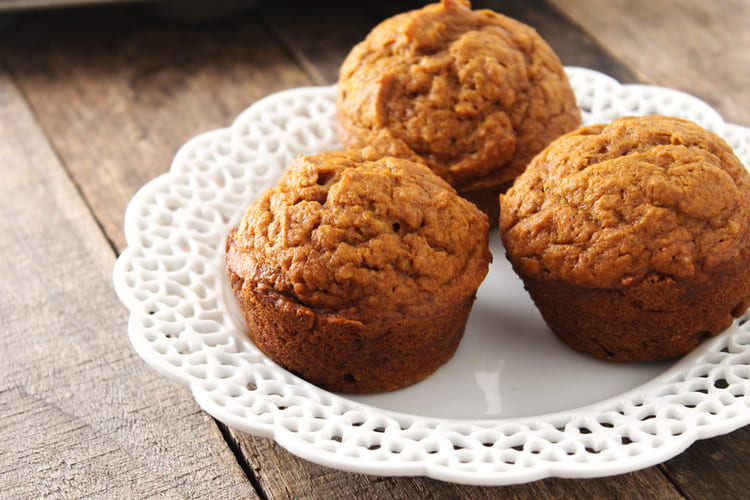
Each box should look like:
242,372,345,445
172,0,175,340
0,0,262,22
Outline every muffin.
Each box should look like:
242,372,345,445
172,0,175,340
226,149,491,392
500,115,750,362
336,0,581,223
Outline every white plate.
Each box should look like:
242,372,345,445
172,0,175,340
113,67,750,485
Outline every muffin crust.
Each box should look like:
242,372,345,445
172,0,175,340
336,0,581,221
227,150,491,391
500,115,750,361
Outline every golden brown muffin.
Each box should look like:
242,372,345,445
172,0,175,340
226,149,491,392
336,0,581,223
500,115,750,362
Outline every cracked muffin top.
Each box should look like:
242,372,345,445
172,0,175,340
336,0,581,192
228,149,491,318
500,115,750,289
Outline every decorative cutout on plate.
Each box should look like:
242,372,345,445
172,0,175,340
114,68,750,485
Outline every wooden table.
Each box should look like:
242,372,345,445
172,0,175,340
2,1,748,497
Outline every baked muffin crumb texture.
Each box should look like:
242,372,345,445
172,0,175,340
227,149,491,391
500,115,750,362
501,115,750,289
337,0,581,220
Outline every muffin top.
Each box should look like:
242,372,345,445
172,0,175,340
336,0,580,191
500,115,750,288
228,150,491,318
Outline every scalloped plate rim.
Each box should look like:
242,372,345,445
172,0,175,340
113,67,750,485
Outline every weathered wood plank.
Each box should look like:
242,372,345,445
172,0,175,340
477,0,639,83
0,70,255,498
259,0,425,85
658,426,750,500
0,5,313,254
2,1,745,498
224,430,682,499
260,0,640,86
548,0,750,127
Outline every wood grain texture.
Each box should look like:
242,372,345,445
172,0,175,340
0,70,255,498
0,6,312,254
476,0,639,84
224,431,682,500
548,0,750,126
1,0,748,497
658,426,750,500
260,0,640,86
259,0,425,85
